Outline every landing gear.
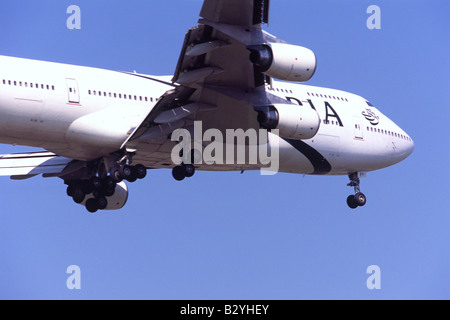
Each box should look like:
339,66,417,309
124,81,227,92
347,173,367,209
65,159,148,213
172,163,196,181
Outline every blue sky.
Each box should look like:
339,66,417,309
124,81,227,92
0,0,449,299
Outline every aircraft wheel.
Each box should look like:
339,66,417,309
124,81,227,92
135,164,147,179
71,183,86,204
67,184,75,197
103,176,117,189
86,198,99,213
111,168,123,183
184,164,195,178
354,192,367,207
119,165,132,180
96,197,108,210
90,177,103,190
347,195,358,209
172,166,186,181
104,187,116,197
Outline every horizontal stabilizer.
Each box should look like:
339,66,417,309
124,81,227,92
0,152,72,178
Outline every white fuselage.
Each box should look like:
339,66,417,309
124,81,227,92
0,55,414,176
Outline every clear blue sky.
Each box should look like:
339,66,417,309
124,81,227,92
0,0,448,299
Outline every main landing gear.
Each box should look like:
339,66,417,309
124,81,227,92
346,172,367,209
65,160,147,214
172,163,195,181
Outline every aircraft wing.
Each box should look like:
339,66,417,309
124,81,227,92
0,152,74,179
123,0,286,148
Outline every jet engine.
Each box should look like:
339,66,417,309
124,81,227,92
249,43,317,82
257,104,320,140
80,181,129,211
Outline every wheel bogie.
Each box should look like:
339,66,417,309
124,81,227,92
347,193,367,209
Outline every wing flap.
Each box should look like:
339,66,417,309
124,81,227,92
200,0,270,26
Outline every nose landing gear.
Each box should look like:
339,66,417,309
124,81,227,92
347,172,367,209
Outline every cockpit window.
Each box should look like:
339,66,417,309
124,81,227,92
366,101,374,107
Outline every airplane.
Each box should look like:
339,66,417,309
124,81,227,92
0,0,414,213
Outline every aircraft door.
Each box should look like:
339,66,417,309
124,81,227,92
353,117,364,140
66,78,80,104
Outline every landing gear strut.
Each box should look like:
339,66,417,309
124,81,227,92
347,172,367,209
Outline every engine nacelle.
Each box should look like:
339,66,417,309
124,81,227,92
257,104,320,140
80,181,129,211
249,43,317,82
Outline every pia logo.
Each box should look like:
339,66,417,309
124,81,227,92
362,109,380,126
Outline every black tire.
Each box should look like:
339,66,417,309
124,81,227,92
184,164,195,178
81,180,94,195
72,184,86,204
111,168,123,183
103,176,117,189
119,165,132,179
172,166,186,181
135,164,147,179
72,192,86,204
86,198,98,213
96,197,108,210
127,167,138,182
347,195,358,209
90,177,103,190
104,187,116,197
66,184,75,197
354,192,367,207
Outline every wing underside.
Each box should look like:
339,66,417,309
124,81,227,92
124,0,277,155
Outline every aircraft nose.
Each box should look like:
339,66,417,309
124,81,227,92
400,133,415,160
407,136,415,157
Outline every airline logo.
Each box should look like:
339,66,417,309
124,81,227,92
362,108,380,125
